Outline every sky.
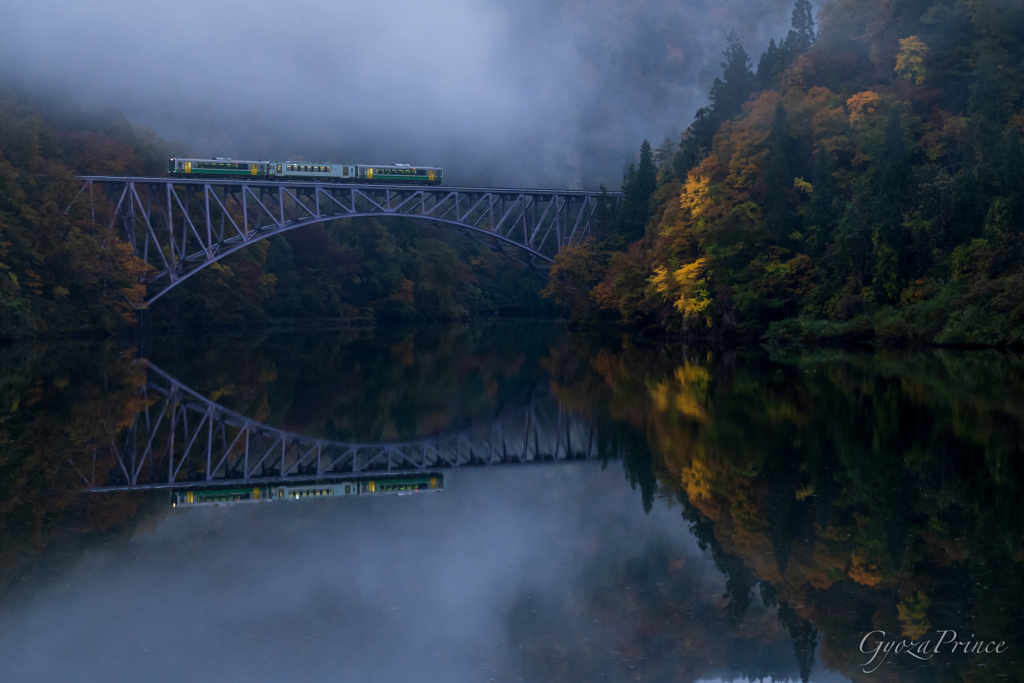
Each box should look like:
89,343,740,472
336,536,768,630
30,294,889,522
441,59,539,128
0,0,797,188
0,465,845,683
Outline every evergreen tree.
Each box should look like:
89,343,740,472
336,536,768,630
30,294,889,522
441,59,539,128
876,108,911,240
763,103,796,239
611,140,657,246
654,136,677,167
779,0,815,63
709,30,755,120
758,1,816,91
673,32,754,181
592,184,614,237
807,145,838,253
674,107,717,179
756,38,782,91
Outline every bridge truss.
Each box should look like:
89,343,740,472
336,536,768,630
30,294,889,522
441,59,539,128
79,362,602,492
75,177,618,306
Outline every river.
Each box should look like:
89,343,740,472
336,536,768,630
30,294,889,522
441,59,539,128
0,323,1020,682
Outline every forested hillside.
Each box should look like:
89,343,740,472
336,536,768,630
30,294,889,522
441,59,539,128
0,83,551,340
547,0,1024,345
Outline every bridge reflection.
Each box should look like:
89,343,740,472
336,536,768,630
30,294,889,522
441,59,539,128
83,361,599,492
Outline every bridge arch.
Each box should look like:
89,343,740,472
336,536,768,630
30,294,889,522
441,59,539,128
83,361,598,491
146,212,553,305
78,177,618,307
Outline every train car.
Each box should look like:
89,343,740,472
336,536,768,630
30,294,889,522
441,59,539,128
275,481,361,500
268,161,357,181
172,486,271,507
360,475,443,495
167,158,443,185
356,164,442,185
168,158,269,177
172,475,444,508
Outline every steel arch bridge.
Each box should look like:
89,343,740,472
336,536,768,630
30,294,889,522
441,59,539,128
76,362,604,493
74,177,620,307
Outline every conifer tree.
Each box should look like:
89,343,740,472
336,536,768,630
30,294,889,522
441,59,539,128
674,32,754,180
710,31,755,120
612,140,657,246
763,103,796,238
756,38,782,91
779,0,815,64
674,107,717,179
592,185,614,237
876,108,910,239
807,145,838,252
758,1,816,89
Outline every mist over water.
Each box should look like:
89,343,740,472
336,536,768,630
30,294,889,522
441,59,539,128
5,329,1023,681
0,465,818,683
0,0,793,187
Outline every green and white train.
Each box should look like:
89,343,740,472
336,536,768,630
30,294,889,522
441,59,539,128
167,158,443,185
171,474,444,508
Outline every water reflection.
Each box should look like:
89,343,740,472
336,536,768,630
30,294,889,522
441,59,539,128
1,327,1022,682
93,358,595,492
543,335,1024,682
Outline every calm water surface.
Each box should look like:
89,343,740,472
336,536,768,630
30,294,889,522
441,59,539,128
1,324,1021,682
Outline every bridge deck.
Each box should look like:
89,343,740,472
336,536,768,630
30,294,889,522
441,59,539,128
79,176,621,198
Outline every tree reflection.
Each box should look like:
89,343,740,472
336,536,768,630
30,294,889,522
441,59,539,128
542,335,1024,682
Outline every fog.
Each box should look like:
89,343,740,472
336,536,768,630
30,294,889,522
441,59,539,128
0,465,844,683
0,0,795,187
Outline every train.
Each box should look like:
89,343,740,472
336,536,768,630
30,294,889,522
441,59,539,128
170,474,444,508
167,157,443,185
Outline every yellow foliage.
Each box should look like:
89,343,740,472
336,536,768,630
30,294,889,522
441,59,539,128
679,174,713,218
793,177,813,195
847,91,881,129
897,591,931,640
895,36,929,84
675,391,707,423
651,382,670,412
649,362,709,422
675,363,711,387
656,257,712,321
848,552,885,586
